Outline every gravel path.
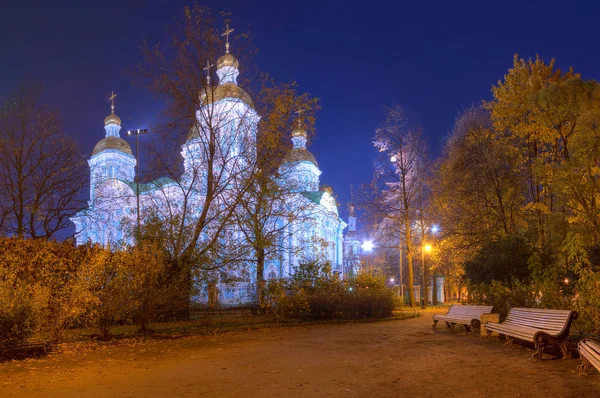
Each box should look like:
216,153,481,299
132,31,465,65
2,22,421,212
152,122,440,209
1,310,599,397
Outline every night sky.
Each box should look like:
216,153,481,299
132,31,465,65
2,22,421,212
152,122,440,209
2,0,600,224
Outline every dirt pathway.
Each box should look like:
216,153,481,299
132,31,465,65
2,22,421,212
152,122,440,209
1,312,599,397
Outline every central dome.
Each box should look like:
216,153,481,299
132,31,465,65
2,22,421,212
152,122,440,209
217,53,239,69
92,136,132,156
282,147,318,167
203,82,254,109
104,113,122,126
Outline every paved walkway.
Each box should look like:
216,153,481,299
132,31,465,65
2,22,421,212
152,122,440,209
1,311,599,397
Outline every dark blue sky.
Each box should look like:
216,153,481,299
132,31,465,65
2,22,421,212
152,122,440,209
2,0,600,222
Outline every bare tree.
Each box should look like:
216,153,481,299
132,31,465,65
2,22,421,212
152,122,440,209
0,84,86,239
367,104,428,307
129,5,330,315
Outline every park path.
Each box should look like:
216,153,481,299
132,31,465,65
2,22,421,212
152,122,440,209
1,310,599,397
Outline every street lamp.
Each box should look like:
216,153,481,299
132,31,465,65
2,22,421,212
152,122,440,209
362,240,374,252
361,240,374,269
420,241,434,309
126,128,148,242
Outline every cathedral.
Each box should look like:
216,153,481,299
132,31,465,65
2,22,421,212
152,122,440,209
71,31,357,305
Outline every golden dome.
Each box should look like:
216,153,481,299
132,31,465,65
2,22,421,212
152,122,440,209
292,127,307,138
92,136,132,156
282,147,318,167
217,53,239,69
203,82,254,109
104,113,122,126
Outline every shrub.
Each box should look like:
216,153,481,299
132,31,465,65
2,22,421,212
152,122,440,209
0,283,35,350
265,262,397,320
467,279,537,319
463,236,532,285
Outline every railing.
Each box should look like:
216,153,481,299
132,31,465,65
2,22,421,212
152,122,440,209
193,283,257,308
219,284,257,307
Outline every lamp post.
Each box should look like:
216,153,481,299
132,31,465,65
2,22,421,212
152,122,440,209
430,225,440,305
126,128,148,242
422,243,432,309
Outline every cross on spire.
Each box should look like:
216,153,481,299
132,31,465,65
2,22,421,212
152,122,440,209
349,184,356,217
222,24,234,54
295,109,304,128
109,91,117,114
203,60,214,85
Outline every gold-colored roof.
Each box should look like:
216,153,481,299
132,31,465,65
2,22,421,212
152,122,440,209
282,147,318,167
203,83,254,109
217,53,239,69
292,127,307,138
92,136,132,156
104,113,122,126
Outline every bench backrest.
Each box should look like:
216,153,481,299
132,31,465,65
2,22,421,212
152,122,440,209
446,305,494,318
504,308,577,334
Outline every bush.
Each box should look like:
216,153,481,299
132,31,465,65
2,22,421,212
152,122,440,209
0,283,35,350
467,279,538,319
0,237,182,343
265,262,397,320
463,235,532,285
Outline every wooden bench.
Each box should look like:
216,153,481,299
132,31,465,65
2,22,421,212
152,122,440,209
484,308,578,359
432,305,494,333
577,339,600,373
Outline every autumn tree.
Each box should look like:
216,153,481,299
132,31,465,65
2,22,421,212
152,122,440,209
132,5,262,300
132,5,325,314
0,84,87,239
433,106,526,252
485,55,578,250
233,80,319,306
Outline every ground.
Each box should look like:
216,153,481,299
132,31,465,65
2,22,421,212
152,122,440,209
1,309,599,397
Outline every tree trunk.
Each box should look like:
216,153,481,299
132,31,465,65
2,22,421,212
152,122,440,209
404,218,415,307
256,247,265,307
421,239,428,308
432,268,438,305
399,238,404,305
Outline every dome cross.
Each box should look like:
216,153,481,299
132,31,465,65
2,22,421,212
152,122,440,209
203,60,214,85
109,90,117,114
295,109,304,128
222,24,234,54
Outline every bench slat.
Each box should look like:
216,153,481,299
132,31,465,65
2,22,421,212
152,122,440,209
483,307,577,359
578,339,600,373
432,305,493,330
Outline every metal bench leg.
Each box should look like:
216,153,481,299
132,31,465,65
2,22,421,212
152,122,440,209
577,357,590,373
558,340,571,359
470,320,481,335
445,322,451,328
533,336,546,360
464,324,471,333
432,320,439,329
503,335,513,347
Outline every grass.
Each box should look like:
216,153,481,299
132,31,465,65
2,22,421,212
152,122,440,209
27,307,424,346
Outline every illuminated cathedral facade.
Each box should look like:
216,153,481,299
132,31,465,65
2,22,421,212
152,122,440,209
71,34,353,304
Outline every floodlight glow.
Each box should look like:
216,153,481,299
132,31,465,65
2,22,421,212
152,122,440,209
390,155,397,163
424,244,432,252
362,241,374,252
431,225,440,234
